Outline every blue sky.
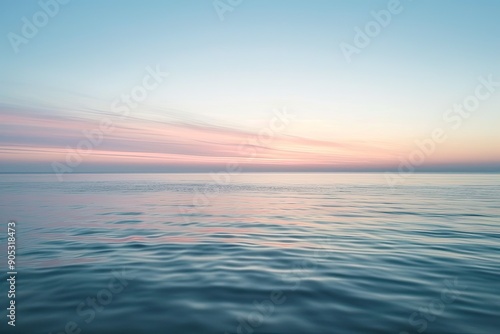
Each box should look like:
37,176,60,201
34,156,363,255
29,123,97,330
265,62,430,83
1,0,499,173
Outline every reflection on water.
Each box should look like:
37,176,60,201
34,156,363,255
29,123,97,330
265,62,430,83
0,173,499,334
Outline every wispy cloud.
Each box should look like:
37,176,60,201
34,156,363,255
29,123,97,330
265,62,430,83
0,103,403,172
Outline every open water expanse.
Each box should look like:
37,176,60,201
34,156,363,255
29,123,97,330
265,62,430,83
0,173,499,334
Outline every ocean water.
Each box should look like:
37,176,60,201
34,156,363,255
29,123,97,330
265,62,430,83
0,173,499,334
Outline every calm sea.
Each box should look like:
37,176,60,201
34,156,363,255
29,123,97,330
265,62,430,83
0,173,499,334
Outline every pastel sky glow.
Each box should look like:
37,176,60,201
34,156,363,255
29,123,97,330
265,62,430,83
1,0,499,173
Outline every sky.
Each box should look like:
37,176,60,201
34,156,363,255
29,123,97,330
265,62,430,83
1,0,499,174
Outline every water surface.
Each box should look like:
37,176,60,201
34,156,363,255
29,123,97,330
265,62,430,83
0,173,499,334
